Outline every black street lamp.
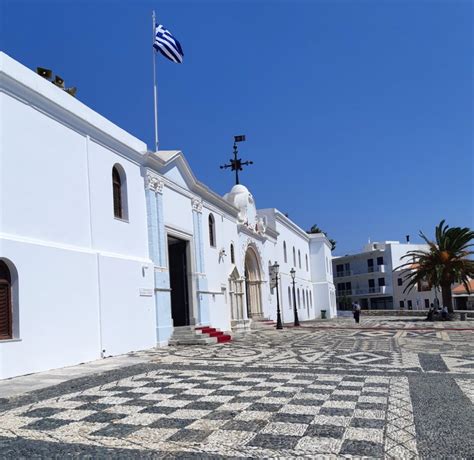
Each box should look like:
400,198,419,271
273,262,283,329
290,268,300,327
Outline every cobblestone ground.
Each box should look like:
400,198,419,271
1,318,473,458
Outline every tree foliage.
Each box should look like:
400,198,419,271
307,224,337,251
395,220,474,313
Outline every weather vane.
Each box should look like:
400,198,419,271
220,135,254,185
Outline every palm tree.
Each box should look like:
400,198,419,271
396,220,474,314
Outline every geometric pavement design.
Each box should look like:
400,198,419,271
0,369,413,457
1,319,473,458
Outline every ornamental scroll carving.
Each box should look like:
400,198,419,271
191,198,203,213
146,172,164,194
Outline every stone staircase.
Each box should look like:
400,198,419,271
231,319,252,335
250,317,277,330
168,325,232,345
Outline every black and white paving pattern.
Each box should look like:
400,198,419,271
0,318,473,458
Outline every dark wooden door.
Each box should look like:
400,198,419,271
168,240,190,327
0,281,12,339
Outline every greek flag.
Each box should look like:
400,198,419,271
153,24,184,63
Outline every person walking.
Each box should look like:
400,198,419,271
441,305,448,321
353,301,361,324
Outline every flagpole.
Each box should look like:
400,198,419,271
152,10,159,151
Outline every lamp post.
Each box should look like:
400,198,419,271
290,268,300,327
273,262,283,329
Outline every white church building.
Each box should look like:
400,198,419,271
0,53,335,380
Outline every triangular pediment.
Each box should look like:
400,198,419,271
153,150,196,191
145,150,240,217
229,266,240,279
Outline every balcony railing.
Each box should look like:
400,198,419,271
354,286,388,295
336,286,390,297
334,265,386,277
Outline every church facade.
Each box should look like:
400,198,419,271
0,53,335,379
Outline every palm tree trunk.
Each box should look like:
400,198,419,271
441,282,454,313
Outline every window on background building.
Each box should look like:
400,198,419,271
400,300,405,309
368,279,375,291
407,300,412,309
0,261,12,340
398,278,403,286
230,244,235,264
378,278,385,287
293,247,296,266
112,165,128,220
208,214,216,247
377,256,384,265
367,259,374,272
305,254,309,271
298,250,301,269
337,282,345,292
424,299,430,308
283,241,287,263
336,264,344,276
345,282,352,293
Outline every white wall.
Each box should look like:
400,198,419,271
309,234,336,318
1,55,156,378
162,187,193,234
88,140,150,258
0,239,100,379
203,206,239,332
389,243,438,309
98,255,155,357
1,92,91,247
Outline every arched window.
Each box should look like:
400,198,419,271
112,165,128,220
208,214,216,247
297,288,301,307
230,244,235,263
0,261,12,340
288,286,291,308
283,241,287,263
305,254,309,271
306,290,309,307
293,247,296,266
298,250,301,269
310,291,312,307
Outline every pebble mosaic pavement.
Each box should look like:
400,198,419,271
0,318,473,458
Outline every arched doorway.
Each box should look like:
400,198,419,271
229,267,244,320
244,246,263,318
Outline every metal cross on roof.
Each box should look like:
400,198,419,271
220,135,254,185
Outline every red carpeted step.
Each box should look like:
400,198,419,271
217,334,232,343
195,326,232,343
207,331,224,337
196,327,216,334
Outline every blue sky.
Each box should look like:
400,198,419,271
2,0,472,254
